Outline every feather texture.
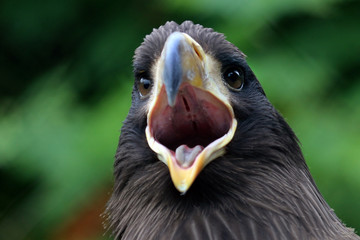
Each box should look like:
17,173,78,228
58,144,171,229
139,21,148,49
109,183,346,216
106,21,359,240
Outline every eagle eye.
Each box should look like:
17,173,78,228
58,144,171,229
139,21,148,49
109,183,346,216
223,67,244,90
138,78,152,97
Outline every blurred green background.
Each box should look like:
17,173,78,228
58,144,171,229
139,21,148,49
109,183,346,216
0,0,359,239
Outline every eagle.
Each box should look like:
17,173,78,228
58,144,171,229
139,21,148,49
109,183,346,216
106,21,359,240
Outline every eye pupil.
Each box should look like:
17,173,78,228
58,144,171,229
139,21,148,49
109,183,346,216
223,68,244,90
139,78,152,97
143,80,150,89
227,71,238,82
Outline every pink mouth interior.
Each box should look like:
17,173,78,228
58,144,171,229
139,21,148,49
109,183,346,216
149,83,232,167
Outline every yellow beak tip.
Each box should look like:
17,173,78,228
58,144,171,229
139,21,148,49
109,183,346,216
176,184,189,194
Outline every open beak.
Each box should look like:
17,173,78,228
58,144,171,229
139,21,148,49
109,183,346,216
145,32,237,193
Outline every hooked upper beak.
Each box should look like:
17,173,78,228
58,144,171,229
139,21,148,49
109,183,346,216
145,32,237,193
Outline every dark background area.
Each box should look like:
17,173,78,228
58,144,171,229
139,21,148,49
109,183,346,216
0,0,359,239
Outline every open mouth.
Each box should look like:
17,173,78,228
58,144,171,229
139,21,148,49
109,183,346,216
144,31,237,192
148,83,232,169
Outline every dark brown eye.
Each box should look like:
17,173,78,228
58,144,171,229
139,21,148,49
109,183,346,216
223,68,244,90
139,78,152,97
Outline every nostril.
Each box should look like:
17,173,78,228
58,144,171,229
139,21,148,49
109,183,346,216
192,43,203,61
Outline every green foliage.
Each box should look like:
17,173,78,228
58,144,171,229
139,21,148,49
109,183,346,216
0,0,359,239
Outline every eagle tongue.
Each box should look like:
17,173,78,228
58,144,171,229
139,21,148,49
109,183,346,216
175,145,203,168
